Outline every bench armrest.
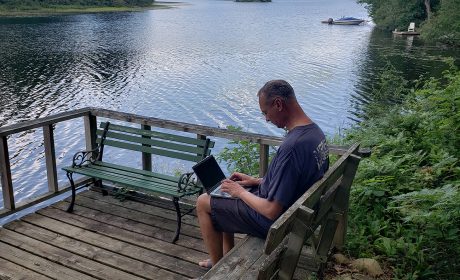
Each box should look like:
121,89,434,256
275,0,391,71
71,146,100,168
177,172,197,193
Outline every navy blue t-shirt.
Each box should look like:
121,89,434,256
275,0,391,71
252,123,329,225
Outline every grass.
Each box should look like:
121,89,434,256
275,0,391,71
0,3,176,17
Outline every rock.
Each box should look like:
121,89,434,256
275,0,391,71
351,258,384,277
333,253,350,264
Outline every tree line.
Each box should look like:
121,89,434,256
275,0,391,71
0,0,155,7
357,0,459,46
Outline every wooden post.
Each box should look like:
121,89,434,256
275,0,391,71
332,154,361,248
43,125,58,193
84,115,97,151
0,136,14,210
259,144,269,177
142,124,152,172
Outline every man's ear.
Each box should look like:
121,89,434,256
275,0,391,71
274,98,283,111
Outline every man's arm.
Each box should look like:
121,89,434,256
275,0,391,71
220,179,283,220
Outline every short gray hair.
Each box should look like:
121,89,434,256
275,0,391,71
257,80,295,103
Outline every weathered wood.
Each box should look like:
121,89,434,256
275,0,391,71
202,236,265,279
333,153,361,248
0,228,145,280
0,256,53,280
278,206,315,280
0,135,14,210
0,177,91,218
0,107,91,137
20,207,206,278
0,230,97,280
43,124,58,193
84,114,98,151
259,143,269,177
35,207,208,264
141,124,153,172
4,220,185,280
53,197,205,251
315,214,341,263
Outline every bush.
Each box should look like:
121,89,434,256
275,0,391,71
342,66,460,279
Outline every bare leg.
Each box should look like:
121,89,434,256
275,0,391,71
223,232,234,254
196,193,224,265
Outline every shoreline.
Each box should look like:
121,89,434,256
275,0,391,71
0,2,184,17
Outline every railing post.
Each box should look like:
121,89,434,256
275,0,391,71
84,114,97,151
259,144,269,177
0,136,14,210
142,124,152,172
43,125,58,193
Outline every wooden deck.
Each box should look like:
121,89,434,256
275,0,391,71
0,190,209,280
0,190,312,280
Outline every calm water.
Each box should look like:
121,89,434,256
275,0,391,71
0,0,458,214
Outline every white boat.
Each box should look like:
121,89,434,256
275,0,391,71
321,17,365,25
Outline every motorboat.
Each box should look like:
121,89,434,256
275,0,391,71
321,17,365,25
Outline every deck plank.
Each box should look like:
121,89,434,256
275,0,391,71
18,214,206,279
0,228,145,280
35,206,207,263
0,189,314,279
0,232,97,280
54,196,205,251
0,256,53,280
3,220,186,280
81,190,199,224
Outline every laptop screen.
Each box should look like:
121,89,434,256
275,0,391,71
192,155,226,191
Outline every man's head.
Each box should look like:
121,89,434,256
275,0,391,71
257,80,297,129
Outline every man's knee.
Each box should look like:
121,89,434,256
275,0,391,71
196,193,211,214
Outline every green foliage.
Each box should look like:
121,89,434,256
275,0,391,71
340,65,460,279
358,0,460,46
421,0,460,51
358,0,434,31
217,126,276,176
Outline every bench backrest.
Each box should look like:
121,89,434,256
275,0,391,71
259,143,361,279
96,122,215,163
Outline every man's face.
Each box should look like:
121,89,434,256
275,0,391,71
259,94,284,128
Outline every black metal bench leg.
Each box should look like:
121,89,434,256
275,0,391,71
66,172,76,213
172,197,181,243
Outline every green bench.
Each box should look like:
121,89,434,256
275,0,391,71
202,143,362,279
62,121,214,243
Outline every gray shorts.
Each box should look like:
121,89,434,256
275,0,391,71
210,189,274,238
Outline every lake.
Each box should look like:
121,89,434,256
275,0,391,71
0,0,458,215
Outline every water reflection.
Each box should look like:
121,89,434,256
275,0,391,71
0,0,458,208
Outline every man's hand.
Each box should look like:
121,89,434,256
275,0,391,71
229,172,261,187
220,179,247,198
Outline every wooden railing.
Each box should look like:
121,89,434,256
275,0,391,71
0,107,368,219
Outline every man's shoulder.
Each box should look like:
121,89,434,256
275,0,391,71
284,123,326,146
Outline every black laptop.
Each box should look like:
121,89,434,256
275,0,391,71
192,155,234,198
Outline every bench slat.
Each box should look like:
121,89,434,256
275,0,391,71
63,166,199,197
201,236,265,280
88,164,179,188
101,122,214,148
97,130,207,155
97,139,205,162
93,161,180,182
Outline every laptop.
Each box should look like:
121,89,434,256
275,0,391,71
192,155,234,199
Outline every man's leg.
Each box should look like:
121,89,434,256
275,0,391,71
197,193,224,265
223,232,234,254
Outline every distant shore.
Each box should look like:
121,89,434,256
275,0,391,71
0,2,183,17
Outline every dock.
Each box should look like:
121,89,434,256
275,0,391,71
0,189,316,279
0,108,367,279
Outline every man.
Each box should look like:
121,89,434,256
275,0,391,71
196,80,329,269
